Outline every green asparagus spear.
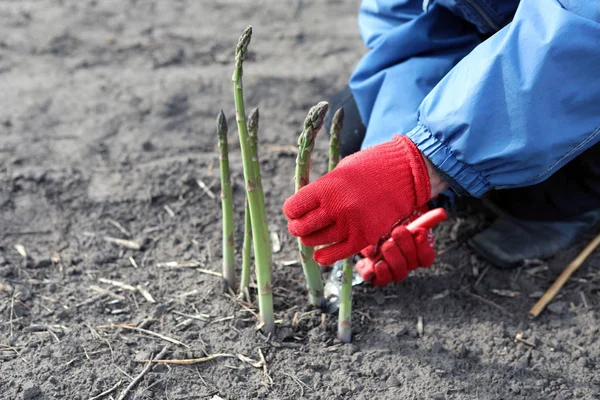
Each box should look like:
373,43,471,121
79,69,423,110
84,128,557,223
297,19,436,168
232,26,274,333
217,110,236,290
328,108,352,342
295,101,329,308
328,107,343,172
240,199,252,301
239,108,261,300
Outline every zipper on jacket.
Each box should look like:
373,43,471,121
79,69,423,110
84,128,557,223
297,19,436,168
464,0,500,32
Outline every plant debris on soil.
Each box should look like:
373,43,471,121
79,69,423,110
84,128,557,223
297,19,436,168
1,1,599,399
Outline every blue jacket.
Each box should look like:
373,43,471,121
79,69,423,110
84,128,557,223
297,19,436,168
349,0,600,197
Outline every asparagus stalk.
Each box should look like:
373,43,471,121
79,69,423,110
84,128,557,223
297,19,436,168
328,108,352,343
328,108,343,172
232,26,274,333
295,101,329,308
247,108,266,221
239,108,261,300
217,110,236,290
240,199,252,300
247,107,272,260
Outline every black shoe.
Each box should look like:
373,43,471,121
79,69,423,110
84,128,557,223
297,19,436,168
468,207,600,269
323,85,366,157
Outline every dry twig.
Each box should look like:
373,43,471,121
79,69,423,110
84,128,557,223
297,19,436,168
117,346,168,400
103,236,141,250
530,232,600,318
97,325,189,348
467,292,511,315
88,380,122,400
138,353,236,364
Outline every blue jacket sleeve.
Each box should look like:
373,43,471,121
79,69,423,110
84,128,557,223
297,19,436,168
350,2,483,149
407,0,600,197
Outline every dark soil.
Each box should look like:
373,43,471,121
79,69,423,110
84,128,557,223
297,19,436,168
1,1,599,399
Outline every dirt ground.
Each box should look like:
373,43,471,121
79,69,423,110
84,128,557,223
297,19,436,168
1,1,599,399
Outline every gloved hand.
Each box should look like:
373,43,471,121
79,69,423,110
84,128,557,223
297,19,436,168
356,208,448,286
283,135,431,266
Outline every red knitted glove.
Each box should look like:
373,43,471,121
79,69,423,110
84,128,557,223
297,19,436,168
283,135,431,266
356,208,448,286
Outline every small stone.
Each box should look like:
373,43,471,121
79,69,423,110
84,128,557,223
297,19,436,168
510,383,521,394
547,301,566,314
343,344,359,355
431,341,445,353
457,344,469,359
334,386,350,396
298,374,312,386
519,351,531,367
33,259,52,269
153,304,167,318
134,351,152,361
373,292,385,305
22,382,42,400
386,376,400,387
578,357,590,368
548,340,563,351
351,352,363,363
152,363,169,373
39,347,52,359
142,140,155,151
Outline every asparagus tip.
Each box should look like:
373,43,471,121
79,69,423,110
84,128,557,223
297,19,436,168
217,109,227,136
248,107,259,136
332,107,344,134
235,26,253,68
304,101,329,133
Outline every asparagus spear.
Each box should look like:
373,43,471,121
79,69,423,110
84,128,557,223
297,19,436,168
232,26,274,333
247,107,272,260
217,110,236,290
328,108,352,342
247,107,266,220
295,101,328,308
239,108,261,299
240,199,252,300
328,108,343,172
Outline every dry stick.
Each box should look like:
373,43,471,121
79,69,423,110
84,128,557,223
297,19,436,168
139,353,236,364
329,108,352,342
529,232,600,318
117,346,169,400
98,325,189,348
88,380,122,400
217,110,236,289
233,26,274,333
103,236,141,250
295,102,329,308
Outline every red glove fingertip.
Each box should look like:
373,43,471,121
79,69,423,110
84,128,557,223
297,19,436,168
356,258,376,282
413,227,436,267
372,260,394,286
380,240,408,282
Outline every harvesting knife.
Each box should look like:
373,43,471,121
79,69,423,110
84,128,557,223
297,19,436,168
324,208,448,313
